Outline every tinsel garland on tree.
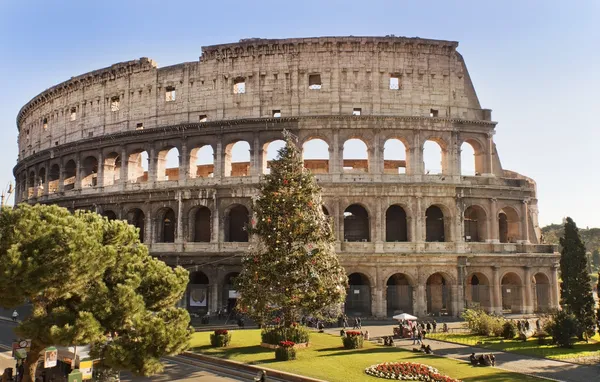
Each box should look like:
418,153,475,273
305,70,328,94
235,131,347,327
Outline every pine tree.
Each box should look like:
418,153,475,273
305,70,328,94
596,271,600,335
235,131,347,327
559,217,596,337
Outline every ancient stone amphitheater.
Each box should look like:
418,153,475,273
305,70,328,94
14,36,559,318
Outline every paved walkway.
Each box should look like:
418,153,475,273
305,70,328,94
327,324,600,382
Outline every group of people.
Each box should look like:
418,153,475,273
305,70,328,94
338,314,362,329
412,343,434,354
469,352,496,367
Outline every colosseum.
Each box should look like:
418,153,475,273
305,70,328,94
14,36,559,319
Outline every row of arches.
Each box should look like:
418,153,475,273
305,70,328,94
18,137,485,199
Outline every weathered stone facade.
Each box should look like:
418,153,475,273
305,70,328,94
14,36,559,318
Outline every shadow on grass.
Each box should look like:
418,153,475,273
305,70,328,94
317,346,426,357
191,344,274,360
462,371,533,382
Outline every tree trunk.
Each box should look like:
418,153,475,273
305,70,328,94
21,344,43,382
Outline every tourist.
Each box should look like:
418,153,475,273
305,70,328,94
357,317,362,329
425,344,433,354
411,326,418,344
469,353,478,365
432,320,437,333
442,323,448,333
11,310,18,322
426,321,431,332
340,329,345,337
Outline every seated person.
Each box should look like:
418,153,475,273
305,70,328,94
489,354,496,366
383,336,390,346
254,370,267,382
425,344,433,354
469,353,478,366
481,354,492,366
340,329,345,337
388,337,394,346
420,344,427,353
478,355,485,366
364,330,370,340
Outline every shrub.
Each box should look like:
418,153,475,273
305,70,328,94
275,340,297,361
342,331,364,349
261,325,310,345
545,311,580,348
501,321,517,339
210,329,231,347
462,309,505,336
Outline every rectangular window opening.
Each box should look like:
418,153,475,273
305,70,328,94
165,86,176,102
390,76,400,90
352,108,362,116
88,132,94,137
308,74,322,90
430,109,438,117
55,141,59,146
272,110,281,118
110,96,120,112
233,78,246,94
199,115,208,123
43,118,48,130
70,107,77,121
136,122,144,130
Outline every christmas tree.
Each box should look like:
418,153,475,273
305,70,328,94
235,131,347,327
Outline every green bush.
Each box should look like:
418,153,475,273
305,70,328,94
261,325,310,345
462,309,505,336
501,321,517,339
275,341,297,361
210,330,232,347
342,331,364,349
545,311,580,348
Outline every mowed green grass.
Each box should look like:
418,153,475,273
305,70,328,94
190,330,544,382
429,333,600,361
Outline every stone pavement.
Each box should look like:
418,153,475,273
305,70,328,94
327,324,600,382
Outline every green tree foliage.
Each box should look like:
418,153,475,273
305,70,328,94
592,250,600,270
0,204,192,382
559,217,596,338
545,310,580,348
597,271,600,335
235,132,347,327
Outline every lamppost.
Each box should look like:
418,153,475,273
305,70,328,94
1,182,14,208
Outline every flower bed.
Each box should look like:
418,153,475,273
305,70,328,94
365,362,462,381
342,330,364,349
275,340,297,361
210,329,232,347
261,324,310,346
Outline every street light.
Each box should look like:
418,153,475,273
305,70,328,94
1,182,14,208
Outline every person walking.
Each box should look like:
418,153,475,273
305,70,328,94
432,320,437,333
357,317,362,329
11,310,18,322
411,325,418,344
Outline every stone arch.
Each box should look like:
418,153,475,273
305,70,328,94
222,272,241,314
127,149,148,183
346,272,372,317
102,210,117,221
386,273,414,315
425,205,446,242
343,138,369,173
302,138,329,174
465,272,492,311
48,164,60,194
189,144,214,178
81,156,98,188
344,204,370,242
157,146,180,181
103,152,121,186
126,208,145,243
262,139,286,174
464,205,487,242
224,141,251,177
64,159,77,191
386,205,408,242
27,170,35,197
532,272,551,313
501,272,523,314
38,167,46,194
460,138,485,176
426,272,452,316
189,271,210,314
225,204,249,242
383,138,408,174
423,137,447,175
157,207,176,243
498,206,520,243
191,206,211,242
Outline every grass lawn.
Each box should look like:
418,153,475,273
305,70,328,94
429,332,600,362
190,330,544,382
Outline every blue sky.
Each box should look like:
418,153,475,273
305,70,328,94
0,1,598,227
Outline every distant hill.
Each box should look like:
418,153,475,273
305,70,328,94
542,223,600,253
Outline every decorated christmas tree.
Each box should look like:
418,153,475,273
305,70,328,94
235,131,347,327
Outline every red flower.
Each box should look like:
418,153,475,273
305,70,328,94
214,329,228,335
279,340,295,348
345,331,362,336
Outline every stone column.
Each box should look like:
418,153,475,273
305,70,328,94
336,198,344,243
523,266,533,314
456,263,466,317
374,197,383,244
491,266,502,314
148,146,158,183
550,265,560,309
331,130,340,174
43,160,50,196
119,147,128,186
521,200,530,243
214,141,223,178
210,283,219,314
487,198,499,243
415,196,423,242
212,196,219,243
179,142,188,185
250,135,261,176
487,133,494,175
97,151,104,188
144,211,153,244
450,285,460,317
58,160,65,193
176,191,183,243
74,153,82,189
414,284,427,317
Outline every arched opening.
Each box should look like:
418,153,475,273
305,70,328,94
460,141,482,176
225,141,250,177
343,138,369,173
532,273,551,313
27,170,35,197
386,273,413,316
158,208,176,243
193,207,211,242
386,205,408,242
64,160,77,190
426,273,451,316
426,205,445,242
263,140,286,174
501,272,523,314
190,145,214,178
225,205,249,242
126,208,145,243
322,206,329,215
464,205,487,242
384,139,408,174
157,147,179,181
103,152,121,186
189,271,209,314
222,272,240,315
127,150,148,183
345,273,371,316
498,207,520,243
102,210,117,221
344,204,370,242
81,156,98,188
466,273,491,311
302,138,329,174
423,140,444,175
38,167,46,195
48,164,60,194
